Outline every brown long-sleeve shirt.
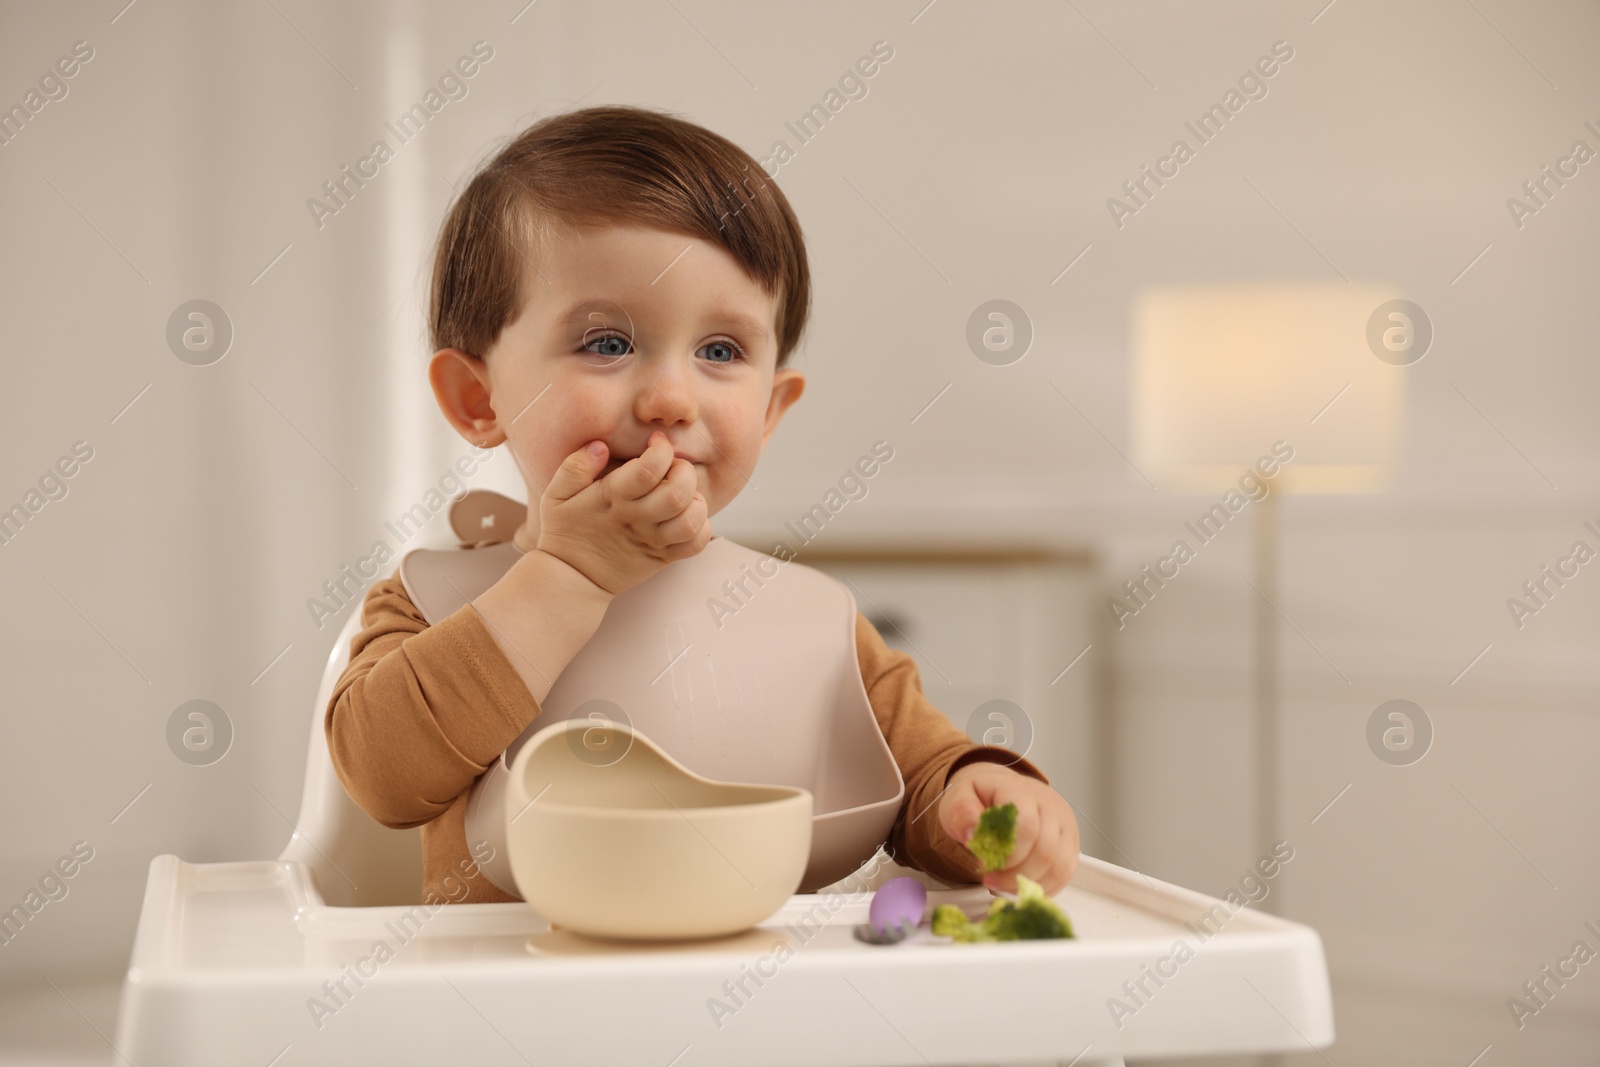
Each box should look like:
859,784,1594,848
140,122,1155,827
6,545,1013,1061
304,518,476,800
326,562,1051,905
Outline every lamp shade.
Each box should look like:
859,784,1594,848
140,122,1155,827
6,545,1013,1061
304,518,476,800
1132,282,1407,493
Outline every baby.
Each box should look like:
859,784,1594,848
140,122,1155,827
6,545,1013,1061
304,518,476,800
326,105,1079,906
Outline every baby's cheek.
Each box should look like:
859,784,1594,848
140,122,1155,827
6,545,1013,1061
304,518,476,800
709,457,744,504
504,438,555,500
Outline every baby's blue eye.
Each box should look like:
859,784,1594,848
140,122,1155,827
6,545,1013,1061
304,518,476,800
700,340,744,364
584,332,632,358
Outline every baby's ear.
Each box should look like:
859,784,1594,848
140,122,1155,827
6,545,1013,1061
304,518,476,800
429,348,503,446
761,367,806,445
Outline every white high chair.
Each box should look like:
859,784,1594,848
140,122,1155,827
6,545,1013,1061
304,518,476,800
114,582,1335,1067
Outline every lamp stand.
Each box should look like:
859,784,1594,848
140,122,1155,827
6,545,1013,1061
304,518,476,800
1253,488,1280,916
1255,491,1287,1067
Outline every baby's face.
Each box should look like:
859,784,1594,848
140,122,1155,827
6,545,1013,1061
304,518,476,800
478,222,803,537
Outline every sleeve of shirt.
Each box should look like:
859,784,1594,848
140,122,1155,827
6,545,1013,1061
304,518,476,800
324,568,542,830
853,611,1052,885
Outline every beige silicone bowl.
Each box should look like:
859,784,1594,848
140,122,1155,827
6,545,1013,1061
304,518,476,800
504,718,813,941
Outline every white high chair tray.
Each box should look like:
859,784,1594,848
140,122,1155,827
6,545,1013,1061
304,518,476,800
116,851,1332,1066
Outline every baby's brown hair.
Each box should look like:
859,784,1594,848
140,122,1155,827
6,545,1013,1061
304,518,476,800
429,105,811,368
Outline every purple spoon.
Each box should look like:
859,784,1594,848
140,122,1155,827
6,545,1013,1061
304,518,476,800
853,877,928,946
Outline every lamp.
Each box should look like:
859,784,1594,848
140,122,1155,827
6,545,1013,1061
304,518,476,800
1131,281,1408,910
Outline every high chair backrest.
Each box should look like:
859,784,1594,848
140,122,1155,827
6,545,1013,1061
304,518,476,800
277,607,424,907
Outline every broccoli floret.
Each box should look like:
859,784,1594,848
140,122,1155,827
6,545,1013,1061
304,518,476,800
985,875,1074,940
931,903,987,942
935,802,1074,942
966,802,1018,872
930,875,1074,942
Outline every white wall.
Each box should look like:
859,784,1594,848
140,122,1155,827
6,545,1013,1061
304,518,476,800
2,0,1597,1062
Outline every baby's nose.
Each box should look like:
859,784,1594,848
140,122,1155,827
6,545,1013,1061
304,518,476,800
633,365,697,423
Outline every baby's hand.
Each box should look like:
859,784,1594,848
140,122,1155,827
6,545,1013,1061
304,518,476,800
535,430,712,596
939,762,1080,897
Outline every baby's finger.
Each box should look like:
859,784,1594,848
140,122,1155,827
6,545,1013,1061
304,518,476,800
633,458,700,523
605,433,676,502
652,491,710,549
941,784,987,849
1028,817,1063,885
545,441,608,504
1001,795,1043,874
1038,840,1080,898
1056,797,1081,859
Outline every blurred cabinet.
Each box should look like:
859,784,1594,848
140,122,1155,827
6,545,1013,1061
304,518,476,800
782,544,1108,858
